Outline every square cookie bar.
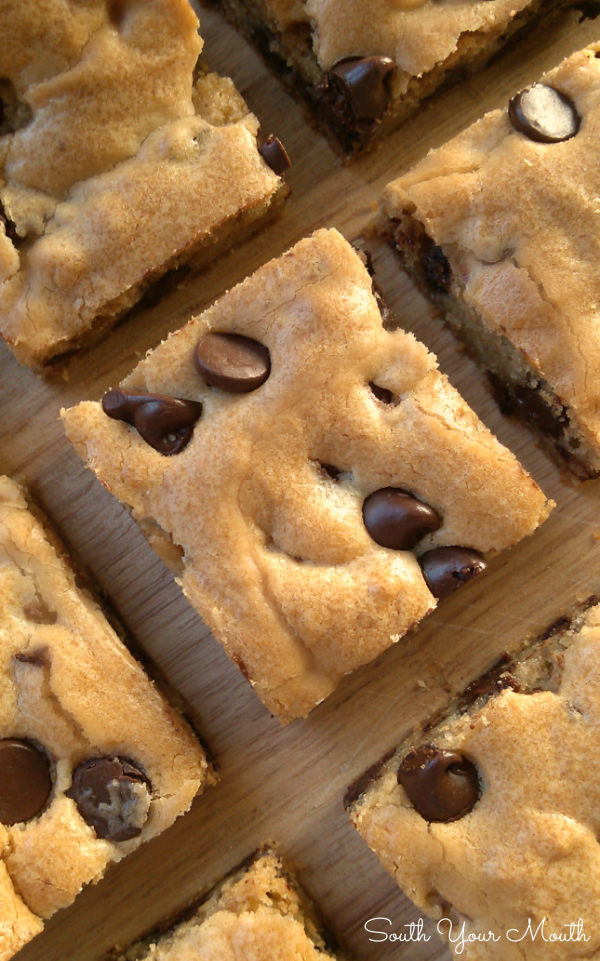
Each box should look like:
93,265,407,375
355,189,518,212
0,0,290,368
63,228,552,723
0,476,211,960
384,42,600,478
218,0,561,154
347,599,600,961
112,847,348,960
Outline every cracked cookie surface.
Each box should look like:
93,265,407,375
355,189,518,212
383,42,600,474
349,601,600,960
115,848,346,960
0,0,286,367
0,476,210,960
62,228,552,723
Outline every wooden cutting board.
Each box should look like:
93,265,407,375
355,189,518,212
3,5,600,960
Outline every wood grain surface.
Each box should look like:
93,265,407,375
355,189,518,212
2,5,600,960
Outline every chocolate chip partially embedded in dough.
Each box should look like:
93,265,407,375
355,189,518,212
322,56,395,124
423,241,452,294
398,745,480,822
67,757,151,842
195,333,271,393
0,739,52,825
363,488,441,551
258,135,291,175
419,546,487,600
508,84,581,143
102,389,202,455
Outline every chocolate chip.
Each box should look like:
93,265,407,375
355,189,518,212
363,488,441,551
508,84,581,143
67,757,152,842
419,547,487,600
423,240,452,294
195,332,271,393
102,389,202,455
0,739,52,825
398,745,480,822
258,135,291,176
323,57,395,125
369,383,394,404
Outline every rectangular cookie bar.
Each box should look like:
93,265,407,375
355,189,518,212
0,476,211,960
347,599,600,961
62,228,552,723
0,0,290,368
218,0,562,154
383,42,600,478
112,847,348,960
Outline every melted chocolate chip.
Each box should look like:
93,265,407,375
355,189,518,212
0,739,52,825
419,547,487,600
258,135,291,175
423,240,452,294
67,757,152,842
369,383,394,404
363,488,441,551
398,745,480,822
195,332,271,393
508,84,581,144
323,57,395,125
487,373,569,439
459,655,520,709
102,389,202,455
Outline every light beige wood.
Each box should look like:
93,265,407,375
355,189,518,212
2,5,600,960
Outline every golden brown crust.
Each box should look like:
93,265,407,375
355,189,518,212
384,42,600,470
0,476,210,957
350,602,600,960
63,229,551,723
0,0,285,366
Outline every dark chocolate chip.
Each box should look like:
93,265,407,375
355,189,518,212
460,655,520,709
0,739,52,825
487,373,569,439
195,332,271,393
324,57,395,124
398,745,480,822
508,84,581,144
67,757,152,842
102,389,202,455
369,383,394,404
419,546,487,600
363,488,441,551
423,241,452,294
258,135,291,176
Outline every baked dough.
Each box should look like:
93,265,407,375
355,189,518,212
63,228,552,722
0,0,287,366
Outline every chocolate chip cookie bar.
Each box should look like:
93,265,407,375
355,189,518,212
347,598,600,960
384,42,600,478
112,847,347,960
0,0,290,368
62,228,552,723
218,0,562,154
0,476,211,959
